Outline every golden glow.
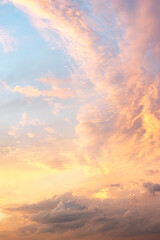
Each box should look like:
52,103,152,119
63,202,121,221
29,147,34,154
92,189,109,199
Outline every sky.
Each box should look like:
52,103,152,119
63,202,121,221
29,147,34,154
0,0,160,239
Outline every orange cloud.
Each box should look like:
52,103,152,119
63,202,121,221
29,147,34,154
12,85,74,99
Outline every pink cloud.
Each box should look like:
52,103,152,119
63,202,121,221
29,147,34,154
12,85,74,99
7,0,107,89
0,27,16,52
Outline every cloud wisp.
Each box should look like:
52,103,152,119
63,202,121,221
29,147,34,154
0,27,16,52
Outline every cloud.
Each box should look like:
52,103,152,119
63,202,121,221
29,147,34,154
7,191,160,239
1,1,160,239
12,86,42,97
12,85,74,99
8,193,117,236
7,0,107,90
145,169,160,176
4,0,160,194
0,27,16,52
7,0,160,171
72,0,160,175
8,112,45,138
143,182,160,195
4,0,160,169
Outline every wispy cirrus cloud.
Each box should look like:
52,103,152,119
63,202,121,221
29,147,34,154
0,27,16,52
7,0,107,89
12,85,74,99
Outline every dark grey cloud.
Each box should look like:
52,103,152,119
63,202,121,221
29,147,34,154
7,189,160,240
143,182,160,194
14,193,86,212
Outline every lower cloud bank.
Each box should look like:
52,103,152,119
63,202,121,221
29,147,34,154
3,185,160,240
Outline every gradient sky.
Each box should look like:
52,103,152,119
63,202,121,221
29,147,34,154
0,0,160,239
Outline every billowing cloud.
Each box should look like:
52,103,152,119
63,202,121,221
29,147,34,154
74,0,160,174
143,182,160,195
6,191,160,240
